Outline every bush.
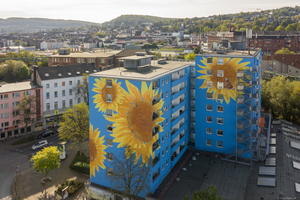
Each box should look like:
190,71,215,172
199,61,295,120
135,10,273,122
56,179,84,196
69,151,90,175
11,135,35,145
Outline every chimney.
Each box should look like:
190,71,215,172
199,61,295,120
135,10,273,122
33,66,37,83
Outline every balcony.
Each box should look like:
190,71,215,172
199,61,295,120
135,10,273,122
237,122,244,129
153,112,159,121
152,96,159,105
237,96,244,104
153,141,159,152
171,142,178,149
180,144,185,151
171,129,178,136
152,126,159,137
180,133,185,140
171,151,178,161
153,170,160,182
237,109,244,116
171,109,185,122
252,118,258,125
237,71,245,78
152,155,160,167
237,84,245,91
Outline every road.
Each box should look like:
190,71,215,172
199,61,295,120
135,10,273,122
0,133,60,200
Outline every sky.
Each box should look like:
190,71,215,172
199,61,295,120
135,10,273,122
0,0,299,23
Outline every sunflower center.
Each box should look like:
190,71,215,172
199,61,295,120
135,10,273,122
127,100,153,143
90,139,97,162
210,63,236,87
102,84,116,103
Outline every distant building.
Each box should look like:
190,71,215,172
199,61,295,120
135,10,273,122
262,54,300,74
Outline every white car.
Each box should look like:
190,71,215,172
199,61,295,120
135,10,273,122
31,140,48,150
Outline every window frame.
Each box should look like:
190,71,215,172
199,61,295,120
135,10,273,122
217,129,223,136
207,81,213,88
217,141,223,148
206,104,212,111
207,69,213,76
217,70,224,77
206,139,212,146
217,106,223,112
106,79,112,88
217,117,223,125
106,109,113,117
106,94,112,103
107,138,113,147
207,57,213,64
207,92,213,99
206,116,212,123
217,94,223,100
217,58,224,65
206,127,212,135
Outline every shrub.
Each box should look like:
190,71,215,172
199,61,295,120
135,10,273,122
56,179,84,196
11,135,36,145
69,151,90,175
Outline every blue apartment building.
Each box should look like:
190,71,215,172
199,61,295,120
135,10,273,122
88,49,267,199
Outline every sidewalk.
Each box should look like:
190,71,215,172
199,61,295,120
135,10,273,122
12,149,90,200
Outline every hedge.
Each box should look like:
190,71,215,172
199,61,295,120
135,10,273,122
56,179,84,196
69,151,90,175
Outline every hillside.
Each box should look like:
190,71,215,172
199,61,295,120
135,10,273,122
102,14,176,27
0,17,98,33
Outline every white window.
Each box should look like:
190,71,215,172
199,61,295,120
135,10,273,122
46,84,50,88
217,118,223,125
207,57,213,64
207,116,212,123
217,58,224,65
166,91,168,98
207,92,213,99
162,121,165,128
107,167,113,175
46,92,50,99
69,99,73,107
107,124,113,132
162,150,165,157
288,70,291,73
1,103,8,109
46,103,50,111
217,94,223,100
166,119,168,125
217,106,223,112
206,127,212,134
207,81,213,88
12,92,20,98
100,59,106,64
106,94,112,103
107,138,113,147
217,82,224,89
62,90,65,97
62,100,66,108
166,132,169,139
12,102,19,107
69,89,72,95
54,101,58,110
166,159,169,166
1,112,9,119
217,70,224,77
162,79,164,86
217,141,223,148
13,120,20,125
206,139,212,146
106,79,112,87
54,83,58,87
166,146,169,153
166,77,169,84
107,109,113,117
162,136,165,143
54,91,58,98
207,69,213,76
217,130,223,136
69,81,72,85
206,104,212,111
107,153,113,161
162,163,165,171
1,122,9,127
13,111,19,116
24,91,30,96
0,94,8,99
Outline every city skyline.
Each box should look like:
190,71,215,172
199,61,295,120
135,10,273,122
0,0,299,24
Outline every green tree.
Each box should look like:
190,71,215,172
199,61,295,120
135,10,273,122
13,95,37,138
31,146,61,178
185,53,196,61
14,40,21,46
265,25,275,31
72,74,89,105
220,25,228,31
204,26,210,32
106,146,150,200
184,185,224,200
21,42,27,47
275,48,295,54
152,42,158,49
58,102,89,156
275,25,285,31
252,25,260,31
18,65,30,81
193,47,199,54
285,24,296,31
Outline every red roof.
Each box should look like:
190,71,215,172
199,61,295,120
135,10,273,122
262,55,273,61
274,54,300,69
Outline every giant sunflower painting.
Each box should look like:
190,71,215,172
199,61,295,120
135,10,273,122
106,81,164,166
197,57,250,104
92,78,125,113
90,123,107,178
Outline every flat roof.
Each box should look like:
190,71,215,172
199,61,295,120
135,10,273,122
49,52,115,58
118,55,155,60
197,48,261,58
90,60,194,81
0,81,41,93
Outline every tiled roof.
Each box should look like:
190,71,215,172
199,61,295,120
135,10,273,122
262,55,274,61
274,54,300,69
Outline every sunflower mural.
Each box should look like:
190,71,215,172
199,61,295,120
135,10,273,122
92,78,125,113
106,81,164,166
90,123,107,178
197,57,250,104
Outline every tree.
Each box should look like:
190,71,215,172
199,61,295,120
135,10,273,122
184,185,224,200
252,25,260,31
18,65,30,81
193,47,199,54
106,147,150,200
72,74,89,105
275,48,295,54
265,25,275,31
13,95,37,138
0,60,28,82
285,24,296,31
58,102,89,156
31,146,61,178
14,40,21,46
275,25,285,31
185,53,196,61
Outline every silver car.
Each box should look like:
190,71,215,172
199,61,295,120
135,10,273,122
31,140,48,150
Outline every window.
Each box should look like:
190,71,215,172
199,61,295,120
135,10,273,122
46,92,50,99
217,94,223,100
217,118,223,124
162,136,165,143
166,146,169,152
62,90,65,97
206,127,212,134
107,109,113,117
162,79,164,86
100,59,106,64
217,82,224,89
106,79,112,87
207,69,213,76
69,99,73,107
288,70,291,73
62,82,65,86
13,120,20,125
1,122,9,127
12,102,19,107
207,116,212,123
166,132,169,139
54,91,58,98
46,84,50,88
62,100,66,108
217,70,224,77
162,150,165,157
166,105,169,111
107,167,113,175
206,139,212,146
217,58,224,65
1,103,8,109
13,110,19,116
107,124,113,132
106,94,112,102
166,119,169,125
217,106,223,112
217,130,223,136
207,57,213,64
107,153,113,161
166,91,168,98
166,77,169,84
206,104,212,111
166,159,169,166
107,138,113,147
207,92,213,99
0,94,8,99
162,121,165,128
54,83,58,87
69,89,72,95
217,141,223,148
207,81,213,88
69,81,72,85
1,112,9,118
46,103,50,111
24,91,30,96
54,101,58,110
12,92,20,98
77,80,80,85
162,93,164,99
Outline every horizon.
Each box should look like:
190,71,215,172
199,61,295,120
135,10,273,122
1,0,299,24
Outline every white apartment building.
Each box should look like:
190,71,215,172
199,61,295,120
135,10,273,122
33,64,98,128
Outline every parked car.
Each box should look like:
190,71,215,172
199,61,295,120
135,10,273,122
38,130,55,139
31,140,48,150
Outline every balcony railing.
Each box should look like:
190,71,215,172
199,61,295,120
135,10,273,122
171,142,177,149
171,129,178,136
180,144,185,151
171,152,177,161
171,109,185,122
180,133,185,140
152,98,159,105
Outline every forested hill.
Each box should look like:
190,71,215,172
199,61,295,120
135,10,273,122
0,17,98,33
102,15,175,26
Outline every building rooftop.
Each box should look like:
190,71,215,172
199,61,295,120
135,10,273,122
90,60,194,81
197,49,261,57
118,55,155,60
0,81,41,93
115,49,154,57
49,52,115,58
